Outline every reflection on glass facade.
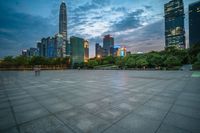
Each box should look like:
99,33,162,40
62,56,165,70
103,35,114,56
189,1,200,47
164,0,185,48
70,36,84,65
84,40,89,62
112,45,127,57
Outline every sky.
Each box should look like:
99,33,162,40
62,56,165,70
0,0,199,58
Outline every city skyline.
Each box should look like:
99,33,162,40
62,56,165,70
0,0,199,58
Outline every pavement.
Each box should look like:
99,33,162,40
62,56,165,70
0,70,200,133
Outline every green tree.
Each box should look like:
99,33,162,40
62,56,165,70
88,60,98,68
125,57,136,68
147,53,163,68
14,56,29,66
115,57,125,67
164,56,181,68
136,57,149,68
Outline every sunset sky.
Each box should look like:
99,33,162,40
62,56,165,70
0,0,198,58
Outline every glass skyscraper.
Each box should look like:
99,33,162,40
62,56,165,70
84,40,89,63
59,2,67,40
164,0,185,48
103,35,114,56
189,1,200,48
70,36,85,66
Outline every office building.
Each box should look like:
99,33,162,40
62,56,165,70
22,49,30,56
29,48,39,57
47,37,56,58
164,0,185,48
70,36,84,65
55,34,66,57
189,1,200,47
95,43,106,58
59,1,67,40
84,40,89,62
103,35,114,56
113,45,127,57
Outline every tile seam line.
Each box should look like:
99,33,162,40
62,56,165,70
154,76,192,133
100,79,176,133
3,83,21,133
18,84,77,133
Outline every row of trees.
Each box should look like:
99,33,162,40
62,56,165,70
0,45,200,70
0,56,70,68
86,45,200,69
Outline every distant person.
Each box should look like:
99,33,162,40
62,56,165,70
34,66,38,76
34,65,41,76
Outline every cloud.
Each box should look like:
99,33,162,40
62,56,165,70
111,9,144,32
115,20,165,53
0,5,57,57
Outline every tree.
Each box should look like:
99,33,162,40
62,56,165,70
147,53,163,68
88,60,98,69
125,57,136,68
188,44,200,63
115,57,125,67
164,56,181,68
14,56,29,66
136,57,149,68
103,56,114,64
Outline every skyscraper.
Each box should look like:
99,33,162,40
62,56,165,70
95,43,104,58
59,1,67,40
103,35,114,56
189,1,200,48
70,36,84,66
84,40,89,62
164,0,185,48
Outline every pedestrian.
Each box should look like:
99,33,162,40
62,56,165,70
34,66,38,76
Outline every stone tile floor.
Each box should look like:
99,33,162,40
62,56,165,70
0,70,199,133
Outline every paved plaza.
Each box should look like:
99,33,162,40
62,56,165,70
0,70,200,133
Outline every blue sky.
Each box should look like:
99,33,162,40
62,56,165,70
0,0,198,58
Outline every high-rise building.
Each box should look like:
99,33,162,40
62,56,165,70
22,49,30,56
29,48,39,57
189,1,200,48
59,1,67,40
22,48,38,57
47,37,56,58
55,34,66,58
84,40,89,62
40,38,48,57
70,36,84,65
37,41,42,56
113,45,127,57
103,35,114,56
96,43,102,58
164,0,185,48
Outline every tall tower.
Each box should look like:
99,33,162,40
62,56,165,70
164,0,185,48
59,1,67,40
103,35,114,56
189,1,200,48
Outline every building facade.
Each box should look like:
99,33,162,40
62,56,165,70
47,37,56,58
164,0,185,48
59,2,67,40
84,40,89,62
189,1,200,48
103,35,114,56
95,43,106,58
55,34,66,58
113,45,127,57
70,36,85,65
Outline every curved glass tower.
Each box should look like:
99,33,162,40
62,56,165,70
59,1,67,40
